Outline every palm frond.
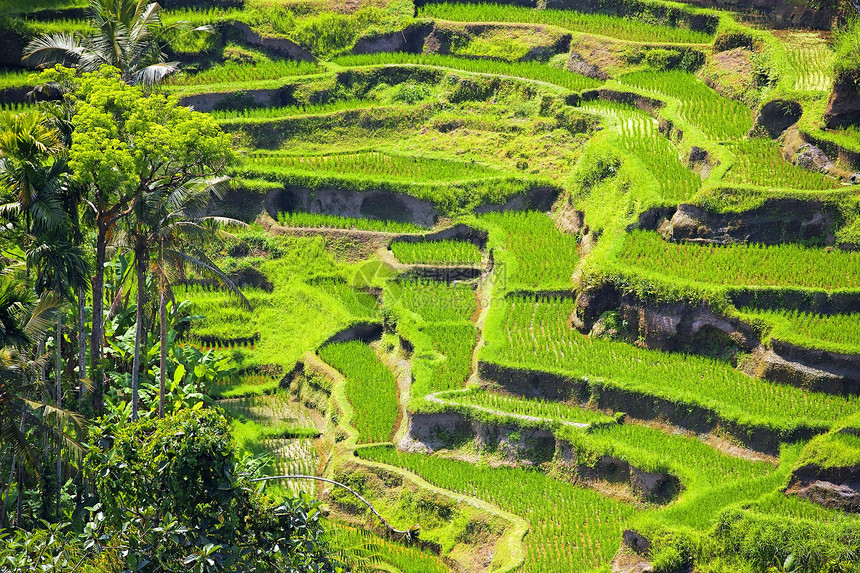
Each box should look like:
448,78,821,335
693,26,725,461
169,249,251,310
24,292,59,341
132,62,180,87
22,33,86,67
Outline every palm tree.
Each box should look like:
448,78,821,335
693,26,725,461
119,179,248,420
149,179,249,418
0,111,66,237
22,0,210,87
0,284,83,528
27,237,89,509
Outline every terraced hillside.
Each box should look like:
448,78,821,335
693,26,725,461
5,0,859,570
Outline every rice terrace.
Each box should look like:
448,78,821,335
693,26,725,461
2,0,860,570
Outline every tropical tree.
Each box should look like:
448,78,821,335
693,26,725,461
144,179,248,418
0,283,82,528
64,67,233,419
0,111,66,238
27,236,89,510
22,0,209,87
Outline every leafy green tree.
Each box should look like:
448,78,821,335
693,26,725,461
22,0,207,87
84,409,348,572
55,66,233,417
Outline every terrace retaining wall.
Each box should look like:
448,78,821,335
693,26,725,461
319,322,384,348
475,185,562,214
556,442,680,503
672,0,835,29
265,187,440,228
788,462,860,513
392,223,489,249
800,129,860,172
401,410,680,501
754,340,860,395
401,411,556,465
352,23,434,55
399,266,484,283
478,360,824,455
653,200,840,246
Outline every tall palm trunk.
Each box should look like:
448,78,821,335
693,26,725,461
78,286,86,399
159,290,167,418
90,225,107,415
55,305,62,517
131,244,147,421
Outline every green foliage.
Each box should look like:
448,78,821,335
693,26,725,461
619,70,753,140
725,140,839,190
618,231,860,290
419,3,714,44
480,211,579,291
482,294,859,430
0,522,83,571
84,408,345,572
833,18,860,81
278,212,426,233
360,445,635,572
333,52,603,92
318,341,398,443
713,508,860,573
390,240,482,265
62,66,234,197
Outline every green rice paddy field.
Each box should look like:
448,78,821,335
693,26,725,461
9,0,860,570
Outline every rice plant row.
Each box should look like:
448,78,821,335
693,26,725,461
414,323,478,396
212,99,376,121
483,295,860,427
277,212,426,233
618,70,753,140
329,526,452,573
318,341,398,444
333,52,602,92
480,211,579,291
418,3,714,45
167,59,321,87
448,387,615,425
386,280,478,399
161,7,240,26
391,240,483,266
780,30,834,92
312,279,381,321
360,446,636,572
0,103,33,113
389,279,477,324
725,140,839,190
619,230,860,290
248,150,502,183
741,308,860,354
579,100,701,203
